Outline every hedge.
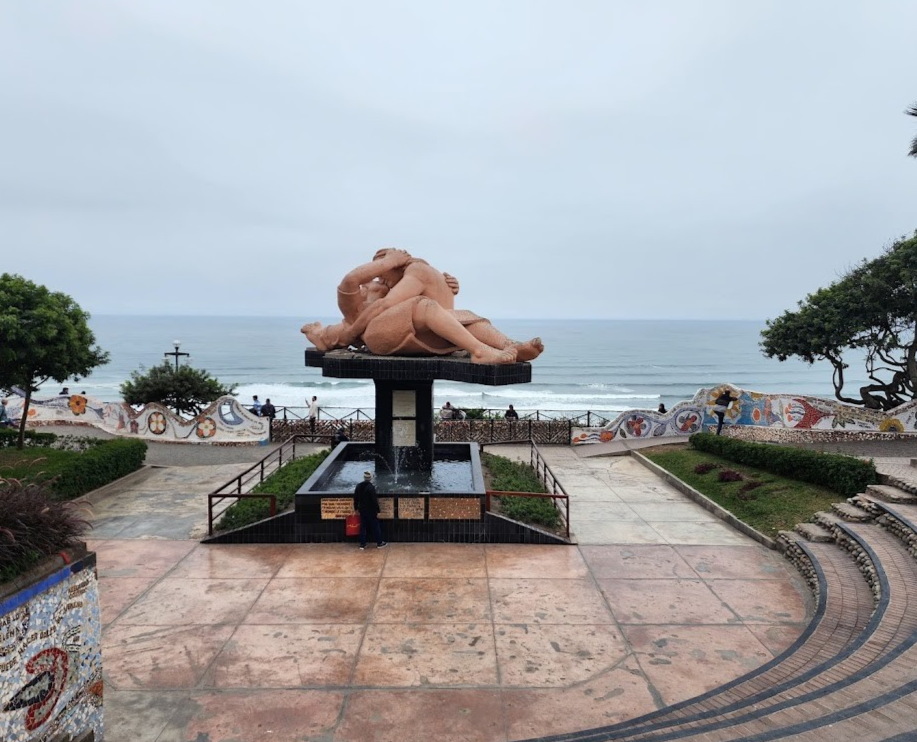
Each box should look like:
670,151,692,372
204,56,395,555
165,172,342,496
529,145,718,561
689,432,877,497
0,428,58,448
52,439,148,499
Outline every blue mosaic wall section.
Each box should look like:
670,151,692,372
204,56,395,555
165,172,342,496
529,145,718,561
572,385,917,444
1,557,103,741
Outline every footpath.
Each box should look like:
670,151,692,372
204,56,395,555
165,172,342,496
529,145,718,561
82,437,817,742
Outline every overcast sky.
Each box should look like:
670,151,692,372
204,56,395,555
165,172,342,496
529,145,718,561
2,1,915,321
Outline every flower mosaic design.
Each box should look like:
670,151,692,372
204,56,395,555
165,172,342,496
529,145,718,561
148,412,167,435
196,417,217,438
879,418,905,433
624,414,649,438
68,395,87,415
129,420,139,434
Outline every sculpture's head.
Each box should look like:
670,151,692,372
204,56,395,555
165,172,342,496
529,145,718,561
373,248,411,289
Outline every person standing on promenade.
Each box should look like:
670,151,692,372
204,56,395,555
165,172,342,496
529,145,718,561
261,398,276,420
250,395,262,416
308,395,319,434
440,401,454,420
505,404,519,420
713,389,737,435
0,399,14,429
353,471,386,550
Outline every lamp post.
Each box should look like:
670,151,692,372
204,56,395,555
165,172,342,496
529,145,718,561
164,340,190,371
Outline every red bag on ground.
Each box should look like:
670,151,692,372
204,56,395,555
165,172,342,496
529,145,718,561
345,512,361,537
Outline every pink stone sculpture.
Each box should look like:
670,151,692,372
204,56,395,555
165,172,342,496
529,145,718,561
301,248,543,364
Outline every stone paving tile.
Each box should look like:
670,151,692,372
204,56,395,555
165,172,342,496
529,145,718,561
168,543,288,579
275,542,388,577
87,538,196,579
205,624,363,688
97,576,159,627
489,578,616,624
623,624,774,706
706,578,810,623
484,543,590,579
353,623,498,686
373,578,491,623
103,624,235,690
494,623,628,687
382,543,487,578
501,655,659,738
103,690,183,742
747,623,811,656
648,520,752,546
572,520,668,545
337,690,506,742
597,578,738,624
116,577,270,625
156,689,346,742
580,544,698,579
675,544,796,579
244,577,378,624
627,501,716,522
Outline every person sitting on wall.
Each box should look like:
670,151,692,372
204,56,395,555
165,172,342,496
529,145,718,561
657,403,667,414
250,395,262,416
440,401,454,420
505,404,519,420
59,387,70,396
261,399,276,420
333,427,349,447
712,389,738,435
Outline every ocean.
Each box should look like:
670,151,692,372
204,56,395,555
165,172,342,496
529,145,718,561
49,316,867,420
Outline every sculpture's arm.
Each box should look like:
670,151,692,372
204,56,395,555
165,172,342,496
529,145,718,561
336,249,412,321
340,273,427,345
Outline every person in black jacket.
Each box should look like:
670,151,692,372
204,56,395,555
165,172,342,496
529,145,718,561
712,389,737,435
353,471,386,550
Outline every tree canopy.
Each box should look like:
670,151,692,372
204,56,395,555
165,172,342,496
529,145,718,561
120,361,236,417
761,233,917,410
0,274,109,448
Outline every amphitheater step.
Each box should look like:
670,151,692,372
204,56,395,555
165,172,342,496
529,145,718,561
831,501,874,522
813,511,845,531
865,483,917,503
793,522,834,542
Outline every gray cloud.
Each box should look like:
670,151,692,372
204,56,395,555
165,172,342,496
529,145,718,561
1,0,915,320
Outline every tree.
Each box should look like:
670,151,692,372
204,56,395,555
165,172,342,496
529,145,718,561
908,102,917,158
120,361,236,417
761,233,917,410
0,274,109,449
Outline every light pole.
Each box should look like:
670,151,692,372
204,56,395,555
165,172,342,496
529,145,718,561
164,340,189,371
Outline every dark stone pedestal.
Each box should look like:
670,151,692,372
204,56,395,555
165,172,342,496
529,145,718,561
306,349,531,472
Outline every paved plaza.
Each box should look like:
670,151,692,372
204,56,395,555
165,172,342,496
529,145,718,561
83,442,818,742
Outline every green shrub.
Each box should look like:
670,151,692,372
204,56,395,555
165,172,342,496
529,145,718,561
689,432,877,497
0,428,57,448
481,452,559,528
0,477,91,582
52,439,148,499
218,449,331,531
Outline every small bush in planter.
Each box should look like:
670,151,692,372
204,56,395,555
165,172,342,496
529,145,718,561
694,462,720,475
0,477,91,582
718,469,744,482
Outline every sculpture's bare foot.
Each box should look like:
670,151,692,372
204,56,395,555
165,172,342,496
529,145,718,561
513,337,544,362
472,346,518,364
301,322,330,352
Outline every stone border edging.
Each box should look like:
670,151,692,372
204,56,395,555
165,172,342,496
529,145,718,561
630,450,776,549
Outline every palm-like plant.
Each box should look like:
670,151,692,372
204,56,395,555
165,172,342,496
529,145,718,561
908,102,917,158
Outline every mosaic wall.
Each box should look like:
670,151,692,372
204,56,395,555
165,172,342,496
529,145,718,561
5,392,268,445
572,385,917,445
0,555,102,741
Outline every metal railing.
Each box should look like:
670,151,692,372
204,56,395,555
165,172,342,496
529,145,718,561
530,441,570,537
269,405,612,427
206,434,312,535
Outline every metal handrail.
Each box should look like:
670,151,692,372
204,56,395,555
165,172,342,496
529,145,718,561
205,434,312,535
529,441,571,537
484,489,570,540
268,406,616,425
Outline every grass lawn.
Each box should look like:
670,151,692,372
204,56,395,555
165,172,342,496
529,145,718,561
0,448,78,484
644,445,846,539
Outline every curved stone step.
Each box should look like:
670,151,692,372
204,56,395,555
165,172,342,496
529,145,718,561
567,522,917,742
831,501,874,522
794,522,835,542
866,483,917,504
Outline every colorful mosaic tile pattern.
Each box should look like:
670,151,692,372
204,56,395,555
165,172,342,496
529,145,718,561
1,558,103,741
4,392,268,444
572,385,917,445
